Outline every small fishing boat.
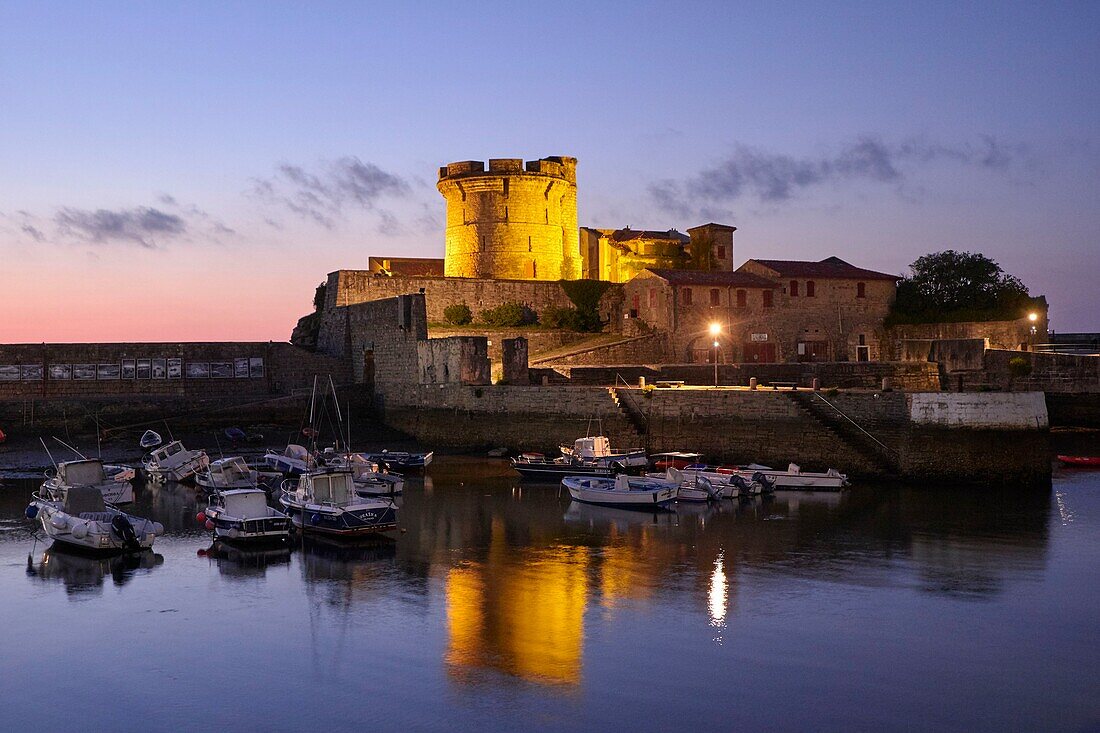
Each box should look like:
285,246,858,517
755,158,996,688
677,468,775,498
198,488,291,544
27,485,163,554
512,453,620,479
561,473,678,509
360,450,433,471
105,464,136,484
322,452,404,496
196,456,279,493
718,463,848,490
279,468,398,537
1058,455,1100,468
43,458,134,504
559,436,647,468
263,444,315,476
141,440,209,483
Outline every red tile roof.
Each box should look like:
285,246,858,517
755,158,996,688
610,228,689,243
645,269,779,287
744,256,899,281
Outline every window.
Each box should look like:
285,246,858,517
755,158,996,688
790,280,799,297
710,288,720,306
857,282,866,298
648,288,657,307
762,290,773,308
532,261,537,278
504,206,509,220
806,280,815,297
736,289,747,308
717,246,726,260
681,288,693,306
632,294,640,311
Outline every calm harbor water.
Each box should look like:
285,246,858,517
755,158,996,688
1,457,1097,732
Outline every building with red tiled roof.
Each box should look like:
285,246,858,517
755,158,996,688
580,223,736,282
739,256,900,282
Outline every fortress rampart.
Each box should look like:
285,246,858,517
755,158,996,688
437,156,580,281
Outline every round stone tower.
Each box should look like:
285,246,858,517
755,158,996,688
437,156,580,280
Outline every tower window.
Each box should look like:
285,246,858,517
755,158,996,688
790,280,799,297
528,236,532,252
502,179,509,197
532,260,538,278
857,282,866,298
717,246,726,260
504,206,508,221
545,208,549,224
806,280,815,297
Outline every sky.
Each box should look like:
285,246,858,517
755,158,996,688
1,1,1097,341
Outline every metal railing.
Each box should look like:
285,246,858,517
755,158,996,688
808,392,899,462
613,373,649,433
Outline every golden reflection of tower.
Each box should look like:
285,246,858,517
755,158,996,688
446,519,588,685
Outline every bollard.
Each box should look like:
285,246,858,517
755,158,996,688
749,377,758,390
639,376,646,388
881,377,892,391
812,378,820,391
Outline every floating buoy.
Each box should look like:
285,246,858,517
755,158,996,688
50,515,67,530
25,505,38,520
197,548,207,557
195,512,207,524
204,520,215,531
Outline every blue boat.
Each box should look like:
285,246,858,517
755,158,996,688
279,468,398,537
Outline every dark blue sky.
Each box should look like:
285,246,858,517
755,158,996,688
2,1,1097,339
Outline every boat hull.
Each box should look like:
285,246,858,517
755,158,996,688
32,503,157,554
1058,455,1100,467
280,500,398,537
562,477,677,509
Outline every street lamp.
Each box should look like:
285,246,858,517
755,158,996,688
709,322,721,387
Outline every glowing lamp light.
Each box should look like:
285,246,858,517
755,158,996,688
1028,312,1038,322
708,322,721,337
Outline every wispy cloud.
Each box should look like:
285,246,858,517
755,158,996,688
650,135,1027,218
54,206,187,248
252,156,410,230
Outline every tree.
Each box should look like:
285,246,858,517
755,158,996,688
888,250,1039,324
313,282,327,312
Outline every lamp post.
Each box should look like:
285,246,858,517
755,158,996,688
1028,312,1039,349
709,322,721,387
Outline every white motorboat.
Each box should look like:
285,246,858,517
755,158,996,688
561,473,678,509
141,440,209,483
196,456,275,492
43,458,134,504
669,470,724,503
279,468,398,537
719,463,848,490
322,452,405,496
199,488,291,544
559,436,648,469
676,468,775,498
263,444,315,476
27,485,163,554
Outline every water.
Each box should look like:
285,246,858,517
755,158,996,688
1,457,1098,732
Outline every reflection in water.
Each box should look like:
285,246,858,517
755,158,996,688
446,519,588,686
29,545,163,596
199,540,291,578
708,552,728,643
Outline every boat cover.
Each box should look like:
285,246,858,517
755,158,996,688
140,430,163,449
222,490,270,518
63,485,107,515
59,460,106,486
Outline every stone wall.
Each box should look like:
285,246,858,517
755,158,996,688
0,342,349,400
417,337,490,385
428,326,589,364
885,317,1044,358
529,333,674,367
318,294,426,388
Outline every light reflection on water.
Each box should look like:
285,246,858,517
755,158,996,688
0,457,1097,732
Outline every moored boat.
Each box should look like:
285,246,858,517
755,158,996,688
360,449,433,471
321,451,405,496
263,444,315,476
1058,455,1100,468
27,485,163,554
196,456,279,493
199,488,291,544
561,473,678,509
512,452,620,479
559,436,647,468
717,463,848,490
279,468,398,537
44,458,134,504
141,440,209,483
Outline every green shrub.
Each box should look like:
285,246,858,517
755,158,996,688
642,384,656,399
559,279,610,332
479,302,536,327
443,302,473,326
541,305,583,330
1007,356,1033,378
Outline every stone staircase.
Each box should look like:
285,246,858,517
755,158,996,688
607,386,648,443
785,391,901,475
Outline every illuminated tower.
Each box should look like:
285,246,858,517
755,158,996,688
437,156,580,280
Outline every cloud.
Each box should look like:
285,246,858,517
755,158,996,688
54,206,187,248
253,156,410,230
20,224,46,242
650,135,1026,217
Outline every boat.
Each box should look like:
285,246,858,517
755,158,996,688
561,473,678,509
670,471,724,503
651,452,704,471
198,488,291,544
141,440,210,483
1058,455,1100,468
677,468,775,498
105,464,136,484
512,452,620,479
279,468,398,537
263,444,315,476
43,458,134,504
196,456,280,493
559,436,647,468
717,463,848,490
321,451,405,496
139,429,162,449
26,485,163,554
360,449,433,471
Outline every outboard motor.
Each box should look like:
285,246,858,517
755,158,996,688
751,471,775,493
111,514,140,550
696,476,719,500
728,474,751,493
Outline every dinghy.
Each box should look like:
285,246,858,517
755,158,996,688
139,430,163,449
561,473,678,509
196,456,277,492
322,452,405,496
279,468,398,537
263,444,315,476
718,463,848,490
141,440,209,483
27,485,163,554
199,488,291,544
43,458,134,504
676,468,775,498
